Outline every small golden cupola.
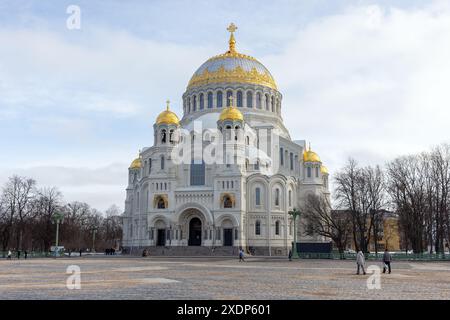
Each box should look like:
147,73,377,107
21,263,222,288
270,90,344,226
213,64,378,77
303,143,321,163
320,165,329,175
129,156,142,169
156,100,180,126
219,106,244,122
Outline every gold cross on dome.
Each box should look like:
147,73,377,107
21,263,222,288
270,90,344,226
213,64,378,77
227,23,237,34
228,95,234,106
166,99,170,110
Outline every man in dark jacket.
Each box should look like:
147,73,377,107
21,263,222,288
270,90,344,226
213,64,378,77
383,249,392,274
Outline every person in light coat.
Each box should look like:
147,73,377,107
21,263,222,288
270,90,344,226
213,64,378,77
356,251,366,275
383,249,392,274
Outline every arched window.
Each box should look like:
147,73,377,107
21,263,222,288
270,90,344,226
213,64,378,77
193,95,197,111
265,94,269,110
148,158,152,174
200,93,204,110
290,152,294,170
288,190,292,207
226,90,233,106
255,220,261,235
237,91,243,107
246,91,253,108
246,136,250,145
275,220,280,235
161,129,167,143
207,92,213,108
271,96,275,112
315,167,319,177
275,188,280,206
217,91,223,108
187,97,191,113
280,147,284,166
255,161,260,170
255,187,261,206
307,167,312,178
161,156,165,170
256,93,262,109
223,195,233,208
157,197,166,209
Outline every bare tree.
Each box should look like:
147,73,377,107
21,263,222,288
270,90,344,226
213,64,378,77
302,194,352,256
387,155,427,253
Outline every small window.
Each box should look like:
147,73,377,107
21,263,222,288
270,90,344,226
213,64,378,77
315,167,319,177
161,156,165,170
255,220,261,235
208,92,213,108
280,147,284,166
237,91,243,107
289,190,292,207
200,93,204,110
148,158,152,174
275,188,280,206
290,152,294,170
275,220,280,235
193,95,197,111
307,167,312,178
255,187,261,206
217,91,223,108
246,91,253,108
256,93,262,109
161,129,167,143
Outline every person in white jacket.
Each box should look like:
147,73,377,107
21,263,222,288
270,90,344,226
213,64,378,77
356,251,366,275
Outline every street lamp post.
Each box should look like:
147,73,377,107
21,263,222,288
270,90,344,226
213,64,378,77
52,212,64,257
91,227,98,253
288,208,301,259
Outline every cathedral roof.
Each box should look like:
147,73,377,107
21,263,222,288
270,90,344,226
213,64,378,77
187,23,277,90
156,100,180,125
129,157,142,169
219,106,244,121
320,165,329,175
303,144,321,163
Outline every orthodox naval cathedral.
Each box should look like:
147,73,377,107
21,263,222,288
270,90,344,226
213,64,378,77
122,24,330,255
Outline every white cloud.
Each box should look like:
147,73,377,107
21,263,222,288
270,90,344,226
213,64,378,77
263,1,450,175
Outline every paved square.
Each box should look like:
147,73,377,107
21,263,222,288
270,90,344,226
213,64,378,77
1,257,450,299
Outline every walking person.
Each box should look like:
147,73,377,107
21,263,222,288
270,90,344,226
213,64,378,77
382,248,392,274
24,250,28,259
356,250,366,275
239,248,245,262
7,250,12,260
17,250,21,260
288,249,292,261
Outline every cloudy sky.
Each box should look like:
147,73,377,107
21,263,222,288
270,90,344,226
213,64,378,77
1,0,449,211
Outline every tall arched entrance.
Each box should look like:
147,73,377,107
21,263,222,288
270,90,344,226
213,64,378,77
188,217,202,246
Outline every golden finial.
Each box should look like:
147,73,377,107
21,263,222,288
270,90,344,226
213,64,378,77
228,95,234,106
308,142,311,151
166,99,170,111
226,23,237,53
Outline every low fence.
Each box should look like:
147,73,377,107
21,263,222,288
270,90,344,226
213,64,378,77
298,252,450,261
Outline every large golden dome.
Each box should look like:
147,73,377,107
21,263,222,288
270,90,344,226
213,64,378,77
156,100,180,125
187,23,277,90
219,106,244,121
